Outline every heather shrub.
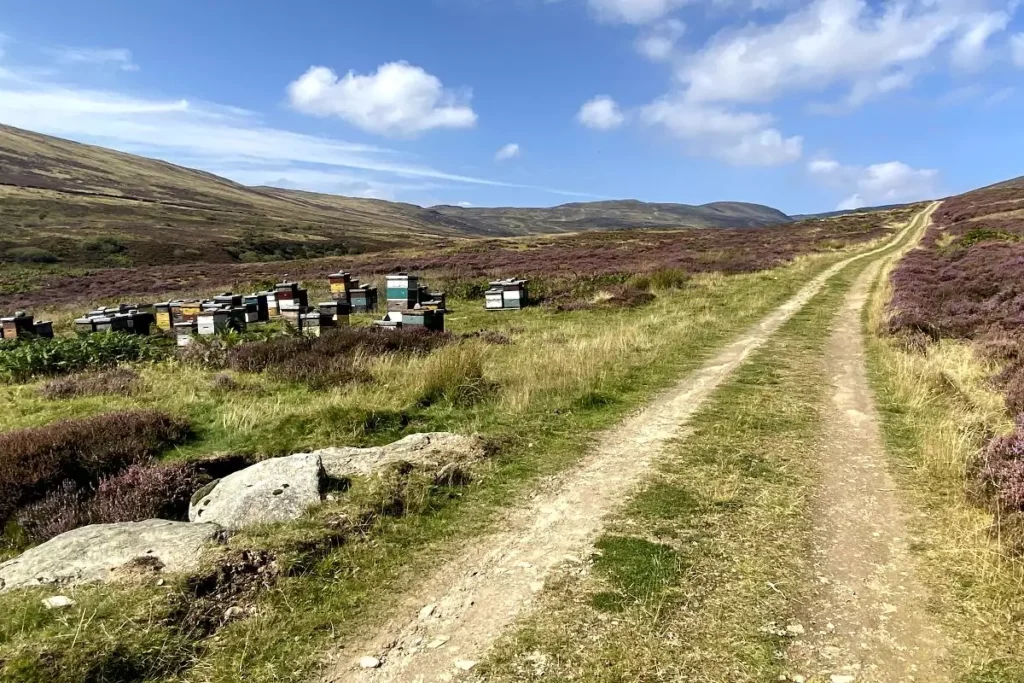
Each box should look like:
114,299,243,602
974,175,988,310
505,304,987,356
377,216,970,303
38,367,141,400
0,410,192,524
977,428,1024,515
188,326,451,389
0,333,168,384
554,285,656,312
14,457,248,544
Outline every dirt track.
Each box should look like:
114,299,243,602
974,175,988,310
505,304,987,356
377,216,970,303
787,204,947,682
324,206,938,683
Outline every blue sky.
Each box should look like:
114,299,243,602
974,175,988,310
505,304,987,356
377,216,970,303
0,0,1022,213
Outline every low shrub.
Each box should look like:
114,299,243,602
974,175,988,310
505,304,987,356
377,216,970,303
0,410,192,525
0,333,169,384
978,428,1024,514
38,367,141,400
554,285,656,312
4,246,60,263
188,326,451,389
15,456,249,544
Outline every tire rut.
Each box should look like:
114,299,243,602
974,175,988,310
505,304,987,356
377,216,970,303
324,206,938,683
786,203,948,683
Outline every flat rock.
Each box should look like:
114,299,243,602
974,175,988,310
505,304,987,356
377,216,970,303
0,520,221,592
311,433,486,480
189,453,325,530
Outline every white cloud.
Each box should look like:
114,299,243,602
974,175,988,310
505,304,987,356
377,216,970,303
49,47,139,72
677,0,1007,106
636,19,685,61
587,0,688,25
641,97,802,165
577,95,626,129
495,143,521,161
808,157,938,209
950,11,1009,70
0,53,598,202
457,201,473,207
286,61,477,137
1013,32,1024,67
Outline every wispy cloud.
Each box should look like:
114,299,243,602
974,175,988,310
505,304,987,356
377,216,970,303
495,143,521,161
48,47,139,71
0,49,599,203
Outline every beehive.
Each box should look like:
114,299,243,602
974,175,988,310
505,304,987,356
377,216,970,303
0,312,35,340
263,291,280,318
244,294,270,322
275,282,307,309
485,288,504,310
279,299,302,324
154,303,173,331
213,293,242,307
419,292,446,311
328,272,352,305
93,316,113,333
74,317,97,334
33,321,54,339
198,310,231,335
318,301,351,326
386,274,420,312
350,286,379,313
400,308,445,332
486,279,529,311
175,301,204,323
300,312,333,337
174,321,197,346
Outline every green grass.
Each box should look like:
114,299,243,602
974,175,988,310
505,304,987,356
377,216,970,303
0,253,865,682
483,254,866,682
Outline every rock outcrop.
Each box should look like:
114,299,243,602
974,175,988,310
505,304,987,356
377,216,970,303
0,520,222,592
312,432,486,479
188,453,325,531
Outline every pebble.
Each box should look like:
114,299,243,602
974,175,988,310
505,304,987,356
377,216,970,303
830,675,856,683
792,676,807,683
454,659,477,671
359,656,382,669
428,636,451,649
786,624,806,636
223,606,245,622
419,603,437,621
41,596,75,610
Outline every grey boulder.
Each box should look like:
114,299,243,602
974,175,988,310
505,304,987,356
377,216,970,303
312,432,486,479
0,520,222,592
188,453,325,530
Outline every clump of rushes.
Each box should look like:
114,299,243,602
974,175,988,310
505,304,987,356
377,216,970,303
0,410,192,526
0,333,169,384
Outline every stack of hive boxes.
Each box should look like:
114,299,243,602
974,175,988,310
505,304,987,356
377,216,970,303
485,279,529,311
1,311,54,339
374,273,447,332
74,304,154,336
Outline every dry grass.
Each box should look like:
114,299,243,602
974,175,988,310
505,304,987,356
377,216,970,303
866,254,1024,682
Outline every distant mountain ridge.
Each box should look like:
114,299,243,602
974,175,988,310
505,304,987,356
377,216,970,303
0,123,792,267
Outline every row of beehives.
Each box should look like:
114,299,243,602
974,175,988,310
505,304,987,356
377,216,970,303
2,271,528,345
0,311,54,341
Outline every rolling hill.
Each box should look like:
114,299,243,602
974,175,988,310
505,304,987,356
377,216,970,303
0,124,793,268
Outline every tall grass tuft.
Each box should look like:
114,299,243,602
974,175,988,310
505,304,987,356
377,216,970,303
416,344,498,408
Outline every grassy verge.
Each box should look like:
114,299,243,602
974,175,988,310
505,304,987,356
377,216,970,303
0,250,870,682
483,253,866,681
864,255,1024,683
